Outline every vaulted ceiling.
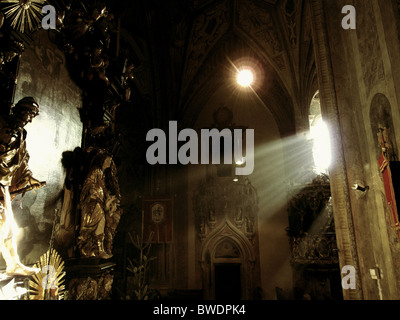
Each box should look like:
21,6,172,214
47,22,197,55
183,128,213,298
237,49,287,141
116,0,318,136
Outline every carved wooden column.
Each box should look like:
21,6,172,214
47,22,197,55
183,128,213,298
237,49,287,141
309,0,363,300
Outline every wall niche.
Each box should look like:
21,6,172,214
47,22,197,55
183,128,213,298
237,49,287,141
370,93,398,161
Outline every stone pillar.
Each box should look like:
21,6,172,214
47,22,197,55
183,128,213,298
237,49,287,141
309,0,363,300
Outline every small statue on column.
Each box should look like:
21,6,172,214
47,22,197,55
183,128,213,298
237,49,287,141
377,127,396,162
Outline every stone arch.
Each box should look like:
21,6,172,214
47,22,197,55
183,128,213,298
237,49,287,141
200,219,256,299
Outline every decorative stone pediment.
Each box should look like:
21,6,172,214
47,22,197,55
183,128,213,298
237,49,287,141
193,176,258,242
200,219,256,263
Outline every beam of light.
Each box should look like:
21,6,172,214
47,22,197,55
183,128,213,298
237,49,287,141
252,133,335,272
252,135,312,216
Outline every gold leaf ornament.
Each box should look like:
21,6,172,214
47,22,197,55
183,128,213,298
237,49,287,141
29,249,66,300
1,0,45,33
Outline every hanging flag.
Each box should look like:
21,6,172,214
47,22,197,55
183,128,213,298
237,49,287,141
142,196,173,243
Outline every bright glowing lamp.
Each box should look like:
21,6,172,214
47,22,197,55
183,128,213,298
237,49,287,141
237,69,254,87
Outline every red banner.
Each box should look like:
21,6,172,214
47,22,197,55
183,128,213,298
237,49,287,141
378,153,400,238
142,197,173,243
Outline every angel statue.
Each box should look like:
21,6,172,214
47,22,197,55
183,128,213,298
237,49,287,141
77,149,121,259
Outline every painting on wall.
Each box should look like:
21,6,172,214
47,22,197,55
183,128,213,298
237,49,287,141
142,196,173,243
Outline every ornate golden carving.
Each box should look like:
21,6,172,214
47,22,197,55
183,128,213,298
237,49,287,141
67,272,113,300
0,97,44,276
1,0,45,33
77,149,122,259
29,249,66,300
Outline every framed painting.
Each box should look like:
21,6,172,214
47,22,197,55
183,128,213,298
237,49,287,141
142,196,173,243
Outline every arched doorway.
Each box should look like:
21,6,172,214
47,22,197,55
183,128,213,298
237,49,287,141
200,220,256,300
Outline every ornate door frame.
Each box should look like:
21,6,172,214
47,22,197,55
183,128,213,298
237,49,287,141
199,219,256,299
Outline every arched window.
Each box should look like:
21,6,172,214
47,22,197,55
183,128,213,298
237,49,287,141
309,91,331,174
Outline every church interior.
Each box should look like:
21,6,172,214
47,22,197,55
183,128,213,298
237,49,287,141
0,0,400,301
